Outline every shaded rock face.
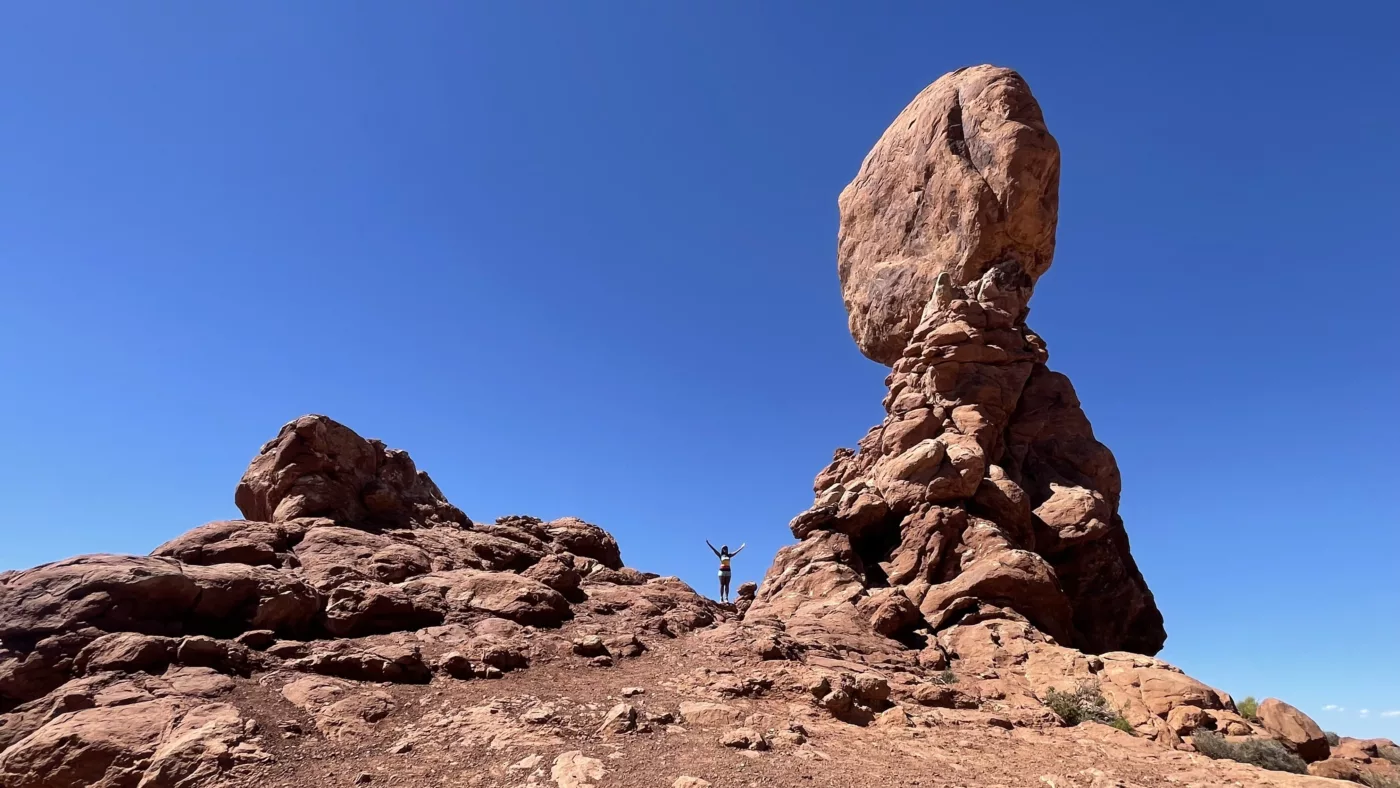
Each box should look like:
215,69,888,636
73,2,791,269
748,65,1164,658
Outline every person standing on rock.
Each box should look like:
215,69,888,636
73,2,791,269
706,540,745,603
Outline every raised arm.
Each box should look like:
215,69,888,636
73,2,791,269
732,543,747,556
706,540,721,557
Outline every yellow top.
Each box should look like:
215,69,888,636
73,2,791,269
719,555,732,570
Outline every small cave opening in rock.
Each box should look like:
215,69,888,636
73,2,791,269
890,620,930,651
851,524,902,589
945,99,969,159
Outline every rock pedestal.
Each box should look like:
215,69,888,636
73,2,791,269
747,65,1165,657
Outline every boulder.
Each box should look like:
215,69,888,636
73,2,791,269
1204,709,1255,736
836,65,1059,365
321,580,442,637
294,640,431,684
598,702,637,734
467,635,529,672
280,675,396,740
734,581,758,618
233,630,276,651
0,555,319,643
0,697,262,788
678,701,742,727
317,692,396,740
586,567,649,586
544,518,624,570
436,651,474,679
0,629,102,709
719,726,769,751
0,699,180,787
551,751,605,788
293,526,434,588
401,570,570,627
74,633,177,675
913,683,978,709
571,635,609,657
522,554,583,599
1166,705,1207,736
161,666,236,698
150,519,308,567
234,414,471,530
139,702,270,787
1257,698,1330,762
1307,759,1361,781
173,636,253,675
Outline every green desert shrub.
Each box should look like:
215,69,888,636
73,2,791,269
1109,716,1136,734
1236,696,1259,721
1044,681,1123,727
1325,731,1341,746
932,669,959,686
1191,729,1307,774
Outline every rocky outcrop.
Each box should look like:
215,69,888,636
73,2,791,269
1258,698,1331,763
0,414,719,785
747,65,1164,659
234,415,471,531
1310,738,1400,784
934,617,1231,742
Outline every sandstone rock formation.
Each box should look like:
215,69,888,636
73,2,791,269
1257,698,1330,763
837,65,1060,366
0,415,717,785
747,64,1165,660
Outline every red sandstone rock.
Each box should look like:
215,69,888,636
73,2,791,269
0,413,720,746
748,66,1163,659
1257,697,1330,762
235,415,471,530
0,555,320,650
837,65,1060,365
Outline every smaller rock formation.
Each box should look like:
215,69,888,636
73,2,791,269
733,581,758,618
235,415,471,530
1309,737,1400,784
1257,698,1331,763
0,415,720,786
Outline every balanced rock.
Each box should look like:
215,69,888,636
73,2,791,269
837,65,1060,365
235,414,471,530
747,65,1164,659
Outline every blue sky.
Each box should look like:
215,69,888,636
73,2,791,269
2,2,1397,739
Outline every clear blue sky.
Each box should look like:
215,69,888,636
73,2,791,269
2,2,1397,739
